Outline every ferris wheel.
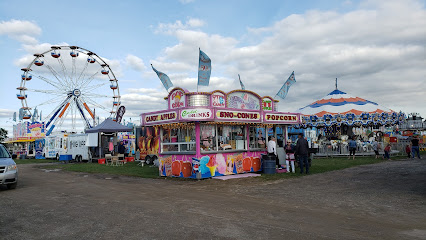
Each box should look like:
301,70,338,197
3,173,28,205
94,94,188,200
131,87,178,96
17,46,121,135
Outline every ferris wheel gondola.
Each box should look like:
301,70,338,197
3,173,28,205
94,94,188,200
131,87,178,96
17,45,121,135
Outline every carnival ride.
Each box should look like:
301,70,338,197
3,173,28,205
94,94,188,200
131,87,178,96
296,87,406,155
297,88,405,130
17,46,121,135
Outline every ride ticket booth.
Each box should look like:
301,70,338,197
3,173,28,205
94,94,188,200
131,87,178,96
140,87,300,179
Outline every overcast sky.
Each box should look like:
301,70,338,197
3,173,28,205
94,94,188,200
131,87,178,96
0,0,425,137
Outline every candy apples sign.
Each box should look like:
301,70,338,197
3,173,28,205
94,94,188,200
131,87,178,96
144,111,177,125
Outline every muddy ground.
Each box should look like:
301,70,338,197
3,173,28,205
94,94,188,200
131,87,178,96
1,159,425,240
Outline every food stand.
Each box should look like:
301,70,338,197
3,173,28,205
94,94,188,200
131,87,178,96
140,87,300,179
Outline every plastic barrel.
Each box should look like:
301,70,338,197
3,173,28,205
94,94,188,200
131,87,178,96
262,154,276,174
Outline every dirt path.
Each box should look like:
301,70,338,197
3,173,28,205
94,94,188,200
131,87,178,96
1,159,425,240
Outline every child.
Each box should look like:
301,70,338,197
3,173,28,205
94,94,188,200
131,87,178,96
383,144,391,160
405,145,411,158
285,140,296,173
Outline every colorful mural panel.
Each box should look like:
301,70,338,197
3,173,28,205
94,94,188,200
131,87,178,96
227,92,260,110
158,151,266,179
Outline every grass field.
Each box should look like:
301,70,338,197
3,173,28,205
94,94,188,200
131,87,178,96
260,153,424,180
40,161,160,179
17,152,424,180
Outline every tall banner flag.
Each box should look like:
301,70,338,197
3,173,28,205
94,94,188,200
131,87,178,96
13,112,16,122
276,71,296,100
116,106,126,124
197,48,211,88
151,64,173,91
238,74,245,90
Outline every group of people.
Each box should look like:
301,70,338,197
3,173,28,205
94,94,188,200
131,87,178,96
351,135,422,161
267,133,310,174
406,135,422,159
266,133,422,174
348,136,392,160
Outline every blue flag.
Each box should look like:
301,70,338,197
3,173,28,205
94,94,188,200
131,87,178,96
197,49,211,86
238,74,245,90
151,64,173,90
276,71,296,99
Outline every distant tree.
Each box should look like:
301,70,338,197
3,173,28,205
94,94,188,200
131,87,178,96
0,128,8,142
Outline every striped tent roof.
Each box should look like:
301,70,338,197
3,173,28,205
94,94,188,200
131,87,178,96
298,89,393,117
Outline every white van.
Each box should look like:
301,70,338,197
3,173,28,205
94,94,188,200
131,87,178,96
44,133,68,160
67,134,91,162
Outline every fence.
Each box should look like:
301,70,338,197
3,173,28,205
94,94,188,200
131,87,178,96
315,141,408,157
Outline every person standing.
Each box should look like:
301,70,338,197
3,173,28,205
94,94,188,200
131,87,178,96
118,141,126,154
285,140,296,173
405,145,411,158
372,138,380,159
411,135,421,159
295,133,309,174
348,136,357,160
383,143,391,160
267,136,280,168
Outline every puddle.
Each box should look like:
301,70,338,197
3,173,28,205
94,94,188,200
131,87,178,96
41,169,62,172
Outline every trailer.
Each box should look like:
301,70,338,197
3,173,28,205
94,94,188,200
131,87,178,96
67,133,91,162
135,126,159,165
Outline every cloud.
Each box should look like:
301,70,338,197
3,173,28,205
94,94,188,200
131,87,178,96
0,19,41,44
120,88,169,115
155,18,205,35
143,0,426,118
179,0,195,4
125,54,146,72
0,109,15,118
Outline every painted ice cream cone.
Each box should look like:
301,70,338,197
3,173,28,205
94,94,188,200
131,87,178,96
208,165,217,176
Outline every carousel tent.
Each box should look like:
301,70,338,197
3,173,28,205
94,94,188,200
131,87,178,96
298,89,393,117
296,87,404,128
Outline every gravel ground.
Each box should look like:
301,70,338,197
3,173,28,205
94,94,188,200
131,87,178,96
0,159,425,240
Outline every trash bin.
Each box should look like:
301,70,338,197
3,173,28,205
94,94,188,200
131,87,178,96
262,154,276,174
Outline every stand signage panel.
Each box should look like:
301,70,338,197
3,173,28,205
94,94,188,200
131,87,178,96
144,111,178,125
215,110,261,122
263,113,300,124
180,108,213,121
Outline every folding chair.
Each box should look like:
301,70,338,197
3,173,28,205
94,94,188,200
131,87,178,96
105,154,112,166
118,154,125,166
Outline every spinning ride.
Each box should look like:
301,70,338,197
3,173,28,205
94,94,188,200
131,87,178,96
17,46,120,135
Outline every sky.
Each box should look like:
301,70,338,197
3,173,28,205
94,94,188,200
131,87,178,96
0,0,425,137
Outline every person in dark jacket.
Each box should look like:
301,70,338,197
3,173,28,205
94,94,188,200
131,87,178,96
295,133,310,174
118,141,126,154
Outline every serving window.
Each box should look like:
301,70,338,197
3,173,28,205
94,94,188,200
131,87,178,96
201,124,247,152
161,127,195,153
249,126,266,149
